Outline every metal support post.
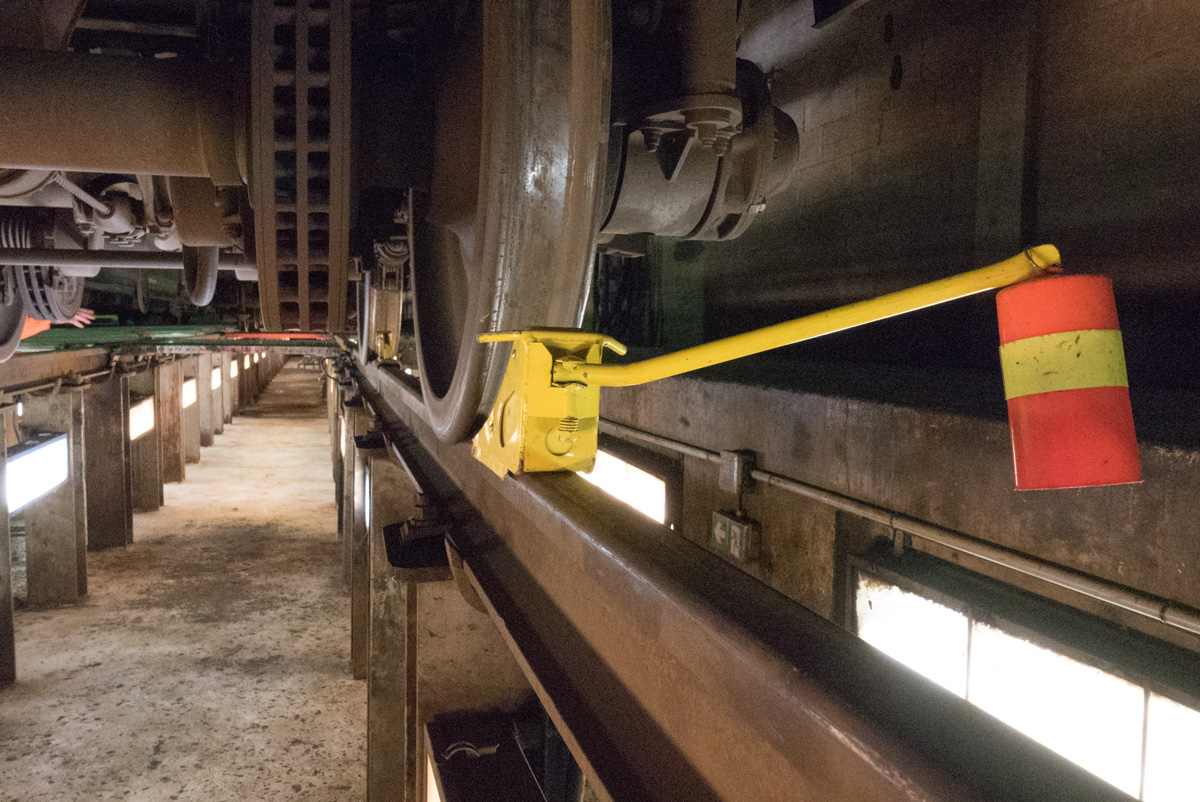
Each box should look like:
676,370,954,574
0,410,12,686
237,354,251,409
350,408,372,679
327,368,339,482
182,358,201,463
198,353,215,447
221,354,233,425
128,368,163,513
212,356,225,436
340,397,359,574
367,456,417,802
84,375,133,549
21,390,86,605
332,392,344,535
157,360,185,483
230,354,241,415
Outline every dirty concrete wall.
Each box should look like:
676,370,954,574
600,373,1200,655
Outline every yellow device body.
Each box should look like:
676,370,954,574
471,329,626,479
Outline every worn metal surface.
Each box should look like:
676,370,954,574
84,375,132,550
355,360,1131,802
22,391,84,607
0,48,237,178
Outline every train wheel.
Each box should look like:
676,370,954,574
411,0,610,442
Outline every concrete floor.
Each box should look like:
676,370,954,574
0,362,365,801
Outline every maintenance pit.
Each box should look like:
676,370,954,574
1,1,1200,801
1,364,366,800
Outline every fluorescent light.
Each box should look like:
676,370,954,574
425,755,444,802
129,396,155,440
854,576,1176,798
579,450,667,523
856,577,968,697
244,355,250,369
8,434,68,512
182,378,197,408
212,366,222,389
971,622,1144,796
253,353,259,364
230,360,239,378
364,464,372,533
16,402,23,416
1144,693,1200,801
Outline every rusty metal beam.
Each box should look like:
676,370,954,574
354,359,1130,802
0,349,109,396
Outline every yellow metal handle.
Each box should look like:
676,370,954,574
553,245,1062,387
478,332,522,343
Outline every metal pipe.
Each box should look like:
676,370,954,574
0,48,237,179
598,418,1200,638
557,246,1061,387
600,418,720,463
0,248,254,277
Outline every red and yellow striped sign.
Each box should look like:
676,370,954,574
996,274,1140,490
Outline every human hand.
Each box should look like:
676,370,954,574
67,308,95,328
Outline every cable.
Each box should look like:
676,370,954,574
49,172,111,216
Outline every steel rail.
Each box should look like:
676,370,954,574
354,358,1129,802
598,418,1200,638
